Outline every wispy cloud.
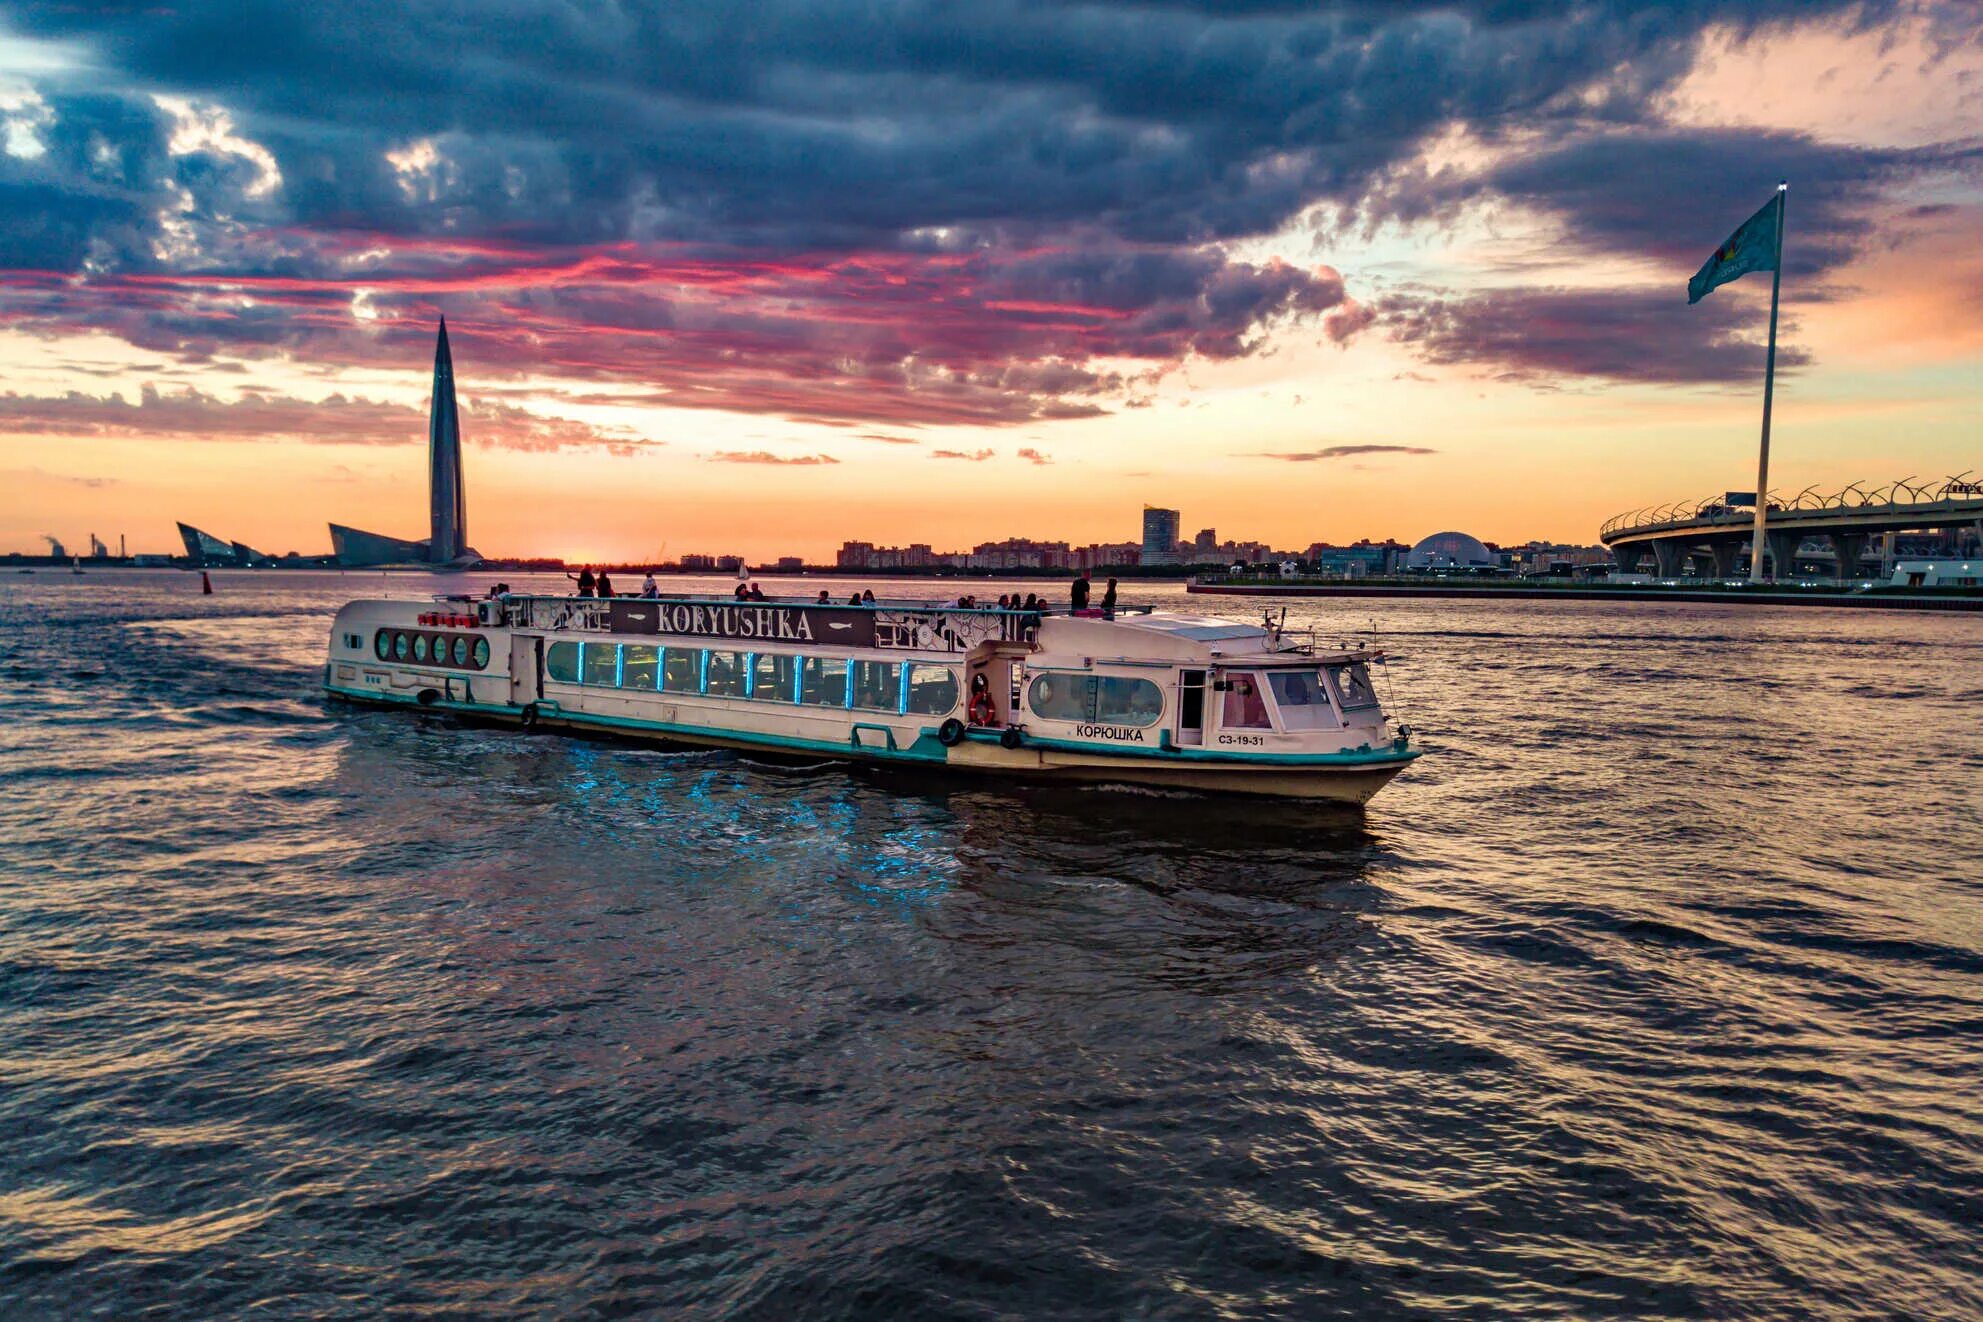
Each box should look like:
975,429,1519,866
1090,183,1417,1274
857,432,921,445
1017,447,1053,465
3,467,119,488
706,450,840,465
0,386,649,454
930,448,996,461
1252,445,1437,462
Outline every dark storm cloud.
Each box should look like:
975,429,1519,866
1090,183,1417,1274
1382,286,1815,383
2,0,1961,422
9,0,1887,248
1369,125,1983,281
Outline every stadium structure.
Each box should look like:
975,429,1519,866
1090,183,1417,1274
177,522,269,567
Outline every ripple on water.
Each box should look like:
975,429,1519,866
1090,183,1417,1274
0,573,1980,1319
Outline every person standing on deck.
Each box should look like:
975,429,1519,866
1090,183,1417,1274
1070,574,1091,612
570,566,595,597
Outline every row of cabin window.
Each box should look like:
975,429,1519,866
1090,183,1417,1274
375,629,491,670
1024,673,1166,728
544,641,960,716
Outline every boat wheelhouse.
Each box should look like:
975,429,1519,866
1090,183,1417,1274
323,593,1419,802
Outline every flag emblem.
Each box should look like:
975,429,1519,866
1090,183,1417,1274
1689,191,1782,304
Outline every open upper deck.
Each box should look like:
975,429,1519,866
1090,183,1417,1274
445,592,1358,666
488,592,1060,655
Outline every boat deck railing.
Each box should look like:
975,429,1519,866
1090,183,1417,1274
428,593,1157,654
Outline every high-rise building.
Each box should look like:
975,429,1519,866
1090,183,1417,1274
1141,506,1180,566
428,319,468,564
330,320,481,567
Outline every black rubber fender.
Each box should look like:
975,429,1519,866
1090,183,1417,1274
937,717,966,746
999,726,1024,751
519,702,540,729
416,688,441,707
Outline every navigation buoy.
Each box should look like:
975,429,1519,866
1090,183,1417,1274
201,571,213,595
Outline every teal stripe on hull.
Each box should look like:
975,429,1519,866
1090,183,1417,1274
325,684,1417,772
324,683,948,762
956,727,1419,768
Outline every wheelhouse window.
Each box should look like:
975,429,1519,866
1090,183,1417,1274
471,637,490,669
661,649,699,693
1324,662,1379,711
750,652,797,702
1265,670,1339,730
704,650,746,697
393,632,410,661
450,636,470,667
1220,673,1272,729
800,656,849,707
850,660,900,712
621,644,659,690
906,664,959,716
412,634,430,663
545,640,580,684
374,630,393,661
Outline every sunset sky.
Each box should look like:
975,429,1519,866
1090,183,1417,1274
3,2,1979,562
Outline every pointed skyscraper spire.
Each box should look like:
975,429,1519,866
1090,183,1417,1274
427,317,467,563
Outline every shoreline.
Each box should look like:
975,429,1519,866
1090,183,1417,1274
1186,581,1983,611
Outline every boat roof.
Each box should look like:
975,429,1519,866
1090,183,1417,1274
1034,610,1291,662
1110,612,1272,642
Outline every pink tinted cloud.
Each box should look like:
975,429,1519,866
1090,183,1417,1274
707,450,840,465
0,238,1350,429
0,384,646,453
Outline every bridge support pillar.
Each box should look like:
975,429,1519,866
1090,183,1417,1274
1651,539,1684,578
1829,532,1868,581
1611,544,1644,573
1711,539,1744,579
1765,529,1800,581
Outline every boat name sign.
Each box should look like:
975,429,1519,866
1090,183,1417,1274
611,600,875,646
1076,723,1146,743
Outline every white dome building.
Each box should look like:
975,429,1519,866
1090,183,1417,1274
1405,531,1498,571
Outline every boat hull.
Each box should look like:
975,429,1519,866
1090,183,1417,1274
326,684,1414,803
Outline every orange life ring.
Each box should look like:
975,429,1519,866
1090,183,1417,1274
968,691,996,726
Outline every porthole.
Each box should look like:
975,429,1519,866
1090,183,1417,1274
451,636,469,666
375,630,392,660
393,632,409,661
413,634,430,662
471,637,489,669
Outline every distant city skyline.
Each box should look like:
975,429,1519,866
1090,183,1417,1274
4,6,1981,560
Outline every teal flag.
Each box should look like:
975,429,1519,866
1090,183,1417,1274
1688,192,1781,304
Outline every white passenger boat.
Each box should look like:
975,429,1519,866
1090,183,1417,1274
322,593,1420,802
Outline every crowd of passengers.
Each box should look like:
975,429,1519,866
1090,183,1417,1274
510,568,1126,617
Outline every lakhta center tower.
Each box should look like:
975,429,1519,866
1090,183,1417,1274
427,318,467,564
329,320,480,567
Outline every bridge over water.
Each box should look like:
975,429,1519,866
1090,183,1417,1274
1600,476,1983,578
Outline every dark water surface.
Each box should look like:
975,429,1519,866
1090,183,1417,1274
2,570,1980,1319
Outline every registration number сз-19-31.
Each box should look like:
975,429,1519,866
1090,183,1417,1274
1217,734,1266,747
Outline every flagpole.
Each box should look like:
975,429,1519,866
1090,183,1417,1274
1750,182,1787,583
